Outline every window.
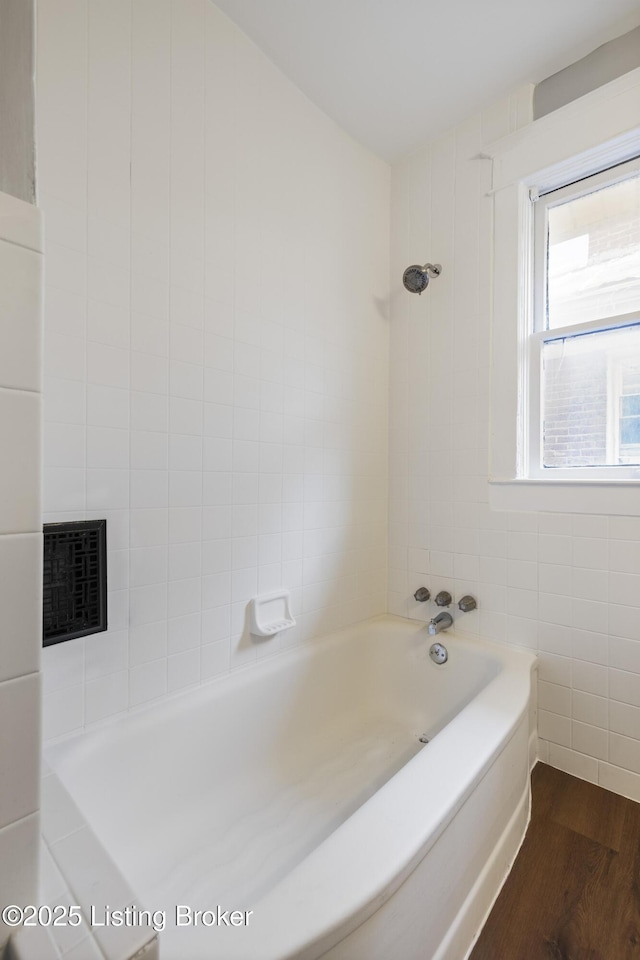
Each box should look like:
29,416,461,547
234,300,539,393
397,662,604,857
487,68,640,514
529,157,640,479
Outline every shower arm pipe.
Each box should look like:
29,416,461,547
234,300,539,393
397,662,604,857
421,263,441,277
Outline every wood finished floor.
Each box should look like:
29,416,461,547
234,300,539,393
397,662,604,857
470,762,640,960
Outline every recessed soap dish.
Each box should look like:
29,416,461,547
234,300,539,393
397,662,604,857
249,590,296,637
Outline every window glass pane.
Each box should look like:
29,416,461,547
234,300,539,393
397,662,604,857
547,172,640,329
620,418,640,445
542,324,640,467
621,394,640,417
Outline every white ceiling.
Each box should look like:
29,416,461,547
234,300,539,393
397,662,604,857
213,0,640,161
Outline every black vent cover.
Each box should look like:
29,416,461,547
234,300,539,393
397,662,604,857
43,520,107,646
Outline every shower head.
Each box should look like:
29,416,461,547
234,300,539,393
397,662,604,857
402,262,442,295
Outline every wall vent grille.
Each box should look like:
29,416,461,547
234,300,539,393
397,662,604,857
43,520,107,646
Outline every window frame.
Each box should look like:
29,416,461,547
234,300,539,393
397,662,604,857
486,65,640,514
529,156,640,481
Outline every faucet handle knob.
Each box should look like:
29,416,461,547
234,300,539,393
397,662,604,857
458,595,477,612
435,590,452,607
413,587,430,602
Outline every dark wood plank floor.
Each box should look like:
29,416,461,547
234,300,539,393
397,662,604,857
470,762,640,960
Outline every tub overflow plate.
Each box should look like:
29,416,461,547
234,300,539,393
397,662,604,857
429,642,448,665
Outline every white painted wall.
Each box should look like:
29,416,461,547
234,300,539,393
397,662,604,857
37,0,389,740
0,193,43,946
389,87,640,802
0,0,35,203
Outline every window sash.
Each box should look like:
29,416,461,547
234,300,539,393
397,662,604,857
533,154,640,337
528,320,640,479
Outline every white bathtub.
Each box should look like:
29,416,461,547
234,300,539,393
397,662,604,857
45,614,536,960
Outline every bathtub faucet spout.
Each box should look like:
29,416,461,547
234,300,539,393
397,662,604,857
428,612,453,636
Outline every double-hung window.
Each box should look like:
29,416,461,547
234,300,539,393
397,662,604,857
488,69,640,514
529,157,640,480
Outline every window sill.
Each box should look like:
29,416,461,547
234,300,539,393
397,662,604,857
489,478,640,516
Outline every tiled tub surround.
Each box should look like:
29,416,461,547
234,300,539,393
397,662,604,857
37,0,390,739
388,86,640,801
45,615,536,960
10,763,158,960
0,193,43,947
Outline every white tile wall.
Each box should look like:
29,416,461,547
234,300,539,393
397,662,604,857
0,535,42,684
389,89,640,803
0,815,40,947
27,768,158,960
38,0,638,807
0,675,40,831
0,192,43,948
37,0,389,739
